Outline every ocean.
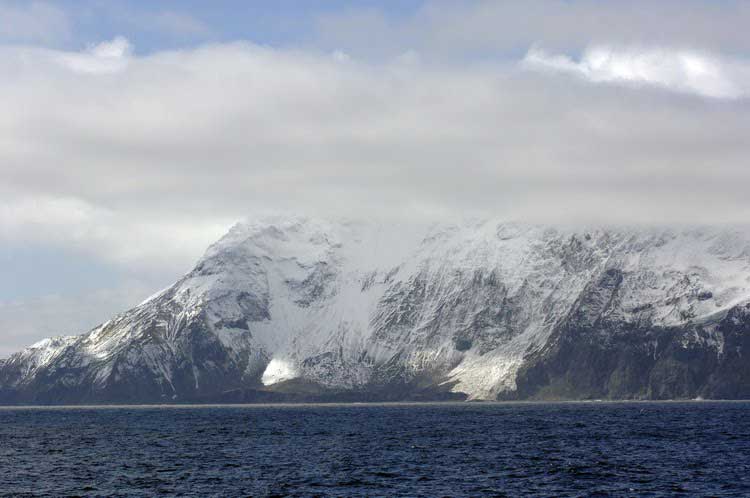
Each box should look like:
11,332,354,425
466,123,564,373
1,402,749,496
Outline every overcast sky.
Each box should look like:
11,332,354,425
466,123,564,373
2,0,750,356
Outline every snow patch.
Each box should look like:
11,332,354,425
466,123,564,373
261,358,298,385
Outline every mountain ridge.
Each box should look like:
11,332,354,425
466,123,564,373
2,216,750,403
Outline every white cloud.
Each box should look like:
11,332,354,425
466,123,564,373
331,50,350,63
56,36,132,74
523,46,749,99
88,36,132,58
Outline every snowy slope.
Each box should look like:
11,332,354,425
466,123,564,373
2,216,750,403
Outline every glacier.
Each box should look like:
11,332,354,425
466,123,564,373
1,216,750,403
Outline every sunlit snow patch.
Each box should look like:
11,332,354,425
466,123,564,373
261,358,298,386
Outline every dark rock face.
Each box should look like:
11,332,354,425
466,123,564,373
510,283,750,400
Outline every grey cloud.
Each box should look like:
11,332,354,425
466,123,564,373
2,40,750,257
314,0,750,60
0,284,160,357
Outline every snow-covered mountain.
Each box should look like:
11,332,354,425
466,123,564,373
2,216,750,403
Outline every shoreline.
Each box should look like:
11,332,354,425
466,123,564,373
2,399,749,409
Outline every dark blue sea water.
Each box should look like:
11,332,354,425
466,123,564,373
1,402,749,497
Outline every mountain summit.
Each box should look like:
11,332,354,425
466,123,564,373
2,216,750,403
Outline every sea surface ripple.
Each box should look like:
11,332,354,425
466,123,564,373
1,401,749,496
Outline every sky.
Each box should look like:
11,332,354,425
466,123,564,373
2,0,750,356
